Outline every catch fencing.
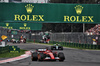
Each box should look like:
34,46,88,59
50,33,99,44
50,33,86,44
30,32,98,44
0,27,98,45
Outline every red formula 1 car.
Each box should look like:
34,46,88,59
31,48,65,61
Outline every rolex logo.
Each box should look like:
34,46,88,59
25,4,34,14
24,23,27,27
6,23,9,26
74,5,83,15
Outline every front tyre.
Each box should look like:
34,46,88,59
51,46,54,50
31,52,38,61
58,52,65,62
61,47,63,50
38,53,45,61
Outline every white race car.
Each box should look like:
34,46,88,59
51,44,63,50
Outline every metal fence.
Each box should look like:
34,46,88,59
50,33,86,43
0,27,99,45
50,33,100,44
30,32,99,44
5,32,100,44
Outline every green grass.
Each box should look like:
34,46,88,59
0,49,27,58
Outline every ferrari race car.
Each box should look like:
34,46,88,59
51,44,63,50
20,39,26,43
31,48,65,61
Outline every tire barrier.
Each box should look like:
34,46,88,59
32,40,100,49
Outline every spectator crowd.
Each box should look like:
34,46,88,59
86,24,100,35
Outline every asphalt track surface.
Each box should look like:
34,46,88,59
0,43,100,66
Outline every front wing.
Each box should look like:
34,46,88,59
43,57,60,60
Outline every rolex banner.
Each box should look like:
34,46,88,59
0,23,42,30
0,3,100,24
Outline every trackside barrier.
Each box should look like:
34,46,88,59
26,39,34,42
0,46,21,54
41,40,100,49
0,46,9,54
9,46,20,53
26,39,100,49
58,42,100,49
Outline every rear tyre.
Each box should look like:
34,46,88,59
18,41,20,43
24,42,26,43
61,47,63,50
58,52,65,62
13,41,15,43
31,52,38,61
51,46,53,50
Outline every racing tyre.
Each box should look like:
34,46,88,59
31,52,38,61
13,41,16,43
53,52,57,57
38,53,45,61
24,42,26,43
61,47,63,50
18,41,20,43
58,52,65,62
51,46,54,50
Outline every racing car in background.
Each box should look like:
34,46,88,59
13,40,20,43
11,39,20,43
51,44,63,50
31,48,65,61
20,38,26,43
11,38,26,43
